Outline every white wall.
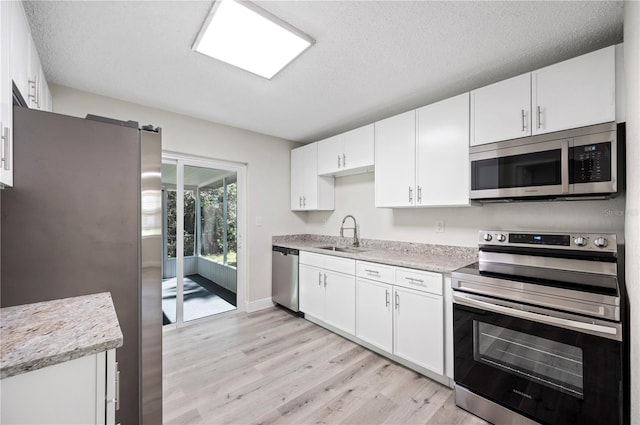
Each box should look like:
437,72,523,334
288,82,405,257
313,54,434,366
303,172,625,246
623,1,640,421
50,84,306,303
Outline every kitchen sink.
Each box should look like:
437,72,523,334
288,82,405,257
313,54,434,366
317,245,370,254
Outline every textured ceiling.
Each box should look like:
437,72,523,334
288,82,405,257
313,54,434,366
24,1,624,143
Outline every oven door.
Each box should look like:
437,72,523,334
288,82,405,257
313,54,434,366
470,138,569,199
453,292,623,425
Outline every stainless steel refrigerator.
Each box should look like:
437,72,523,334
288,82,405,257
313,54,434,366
1,106,162,425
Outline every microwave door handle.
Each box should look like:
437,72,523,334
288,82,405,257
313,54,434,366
562,139,570,194
453,292,621,340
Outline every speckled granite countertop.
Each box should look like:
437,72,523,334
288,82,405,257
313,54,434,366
273,235,477,273
0,292,123,379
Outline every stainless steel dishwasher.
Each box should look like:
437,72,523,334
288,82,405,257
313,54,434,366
272,246,300,312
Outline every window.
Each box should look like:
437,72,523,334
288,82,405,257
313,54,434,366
200,179,237,267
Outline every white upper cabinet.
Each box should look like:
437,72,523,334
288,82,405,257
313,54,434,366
470,73,531,146
317,124,374,177
471,46,616,146
6,1,51,112
317,134,342,175
416,93,470,206
290,143,334,211
374,110,416,207
532,45,615,135
9,1,29,104
341,124,374,174
1,0,13,187
376,95,472,208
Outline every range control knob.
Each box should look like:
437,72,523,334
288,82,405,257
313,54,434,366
594,237,608,248
483,233,493,242
496,234,507,242
574,236,588,247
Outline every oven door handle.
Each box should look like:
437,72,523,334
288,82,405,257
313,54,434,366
453,292,622,341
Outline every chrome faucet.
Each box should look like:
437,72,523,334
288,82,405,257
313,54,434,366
340,215,359,247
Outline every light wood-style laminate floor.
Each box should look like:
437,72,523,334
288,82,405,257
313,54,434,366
163,307,488,425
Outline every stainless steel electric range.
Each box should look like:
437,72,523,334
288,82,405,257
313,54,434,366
451,230,627,425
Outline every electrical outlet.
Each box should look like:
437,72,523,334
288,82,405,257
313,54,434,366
435,220,445,233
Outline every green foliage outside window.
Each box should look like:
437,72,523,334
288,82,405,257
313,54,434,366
165,181,237,267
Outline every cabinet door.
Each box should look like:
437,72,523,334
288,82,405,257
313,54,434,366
10,1,29,104
416,93,470,206
342,124,374,174
323,270,356,335
299,264,324,319
393,287,444,375
301,143,319,209
532,46,615,135
470,73,531,146
290,147,304,210
317,135,342,175
374,110,416,207
0,352,105,424
356,278,393,352
0,0,13,187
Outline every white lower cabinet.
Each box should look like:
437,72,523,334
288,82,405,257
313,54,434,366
1,349,117,425
354,260,445,377
299,253,356,335
299,264,325,321
393,286,443,374
300,253,446,379
356,278,393,352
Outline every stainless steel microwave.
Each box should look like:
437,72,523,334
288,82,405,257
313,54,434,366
469,122,619,201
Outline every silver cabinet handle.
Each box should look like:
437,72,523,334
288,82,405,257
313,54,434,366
385,289,390,307
364,269,380,275
408,186,413,203
299,196,302,208
28,78,38,107
405,277,424,283
521,109,526,132
1,126,10,171
338,154,341,168
318,271,322,286
115,362,120,411
417,186,422,204
323,273,327,287
537,105,542,129
395,292,399,309
302,196,306,207
343,154,346,167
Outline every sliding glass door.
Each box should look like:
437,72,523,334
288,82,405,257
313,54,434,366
161,156,244,326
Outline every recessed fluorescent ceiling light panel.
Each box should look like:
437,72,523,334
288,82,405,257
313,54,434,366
193,0,314,79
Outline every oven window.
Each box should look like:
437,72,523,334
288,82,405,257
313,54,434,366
474,321,584,398
471,149,561,190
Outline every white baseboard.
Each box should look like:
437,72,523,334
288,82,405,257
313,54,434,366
245,297,274,313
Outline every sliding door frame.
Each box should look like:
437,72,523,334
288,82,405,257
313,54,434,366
162,151,247,328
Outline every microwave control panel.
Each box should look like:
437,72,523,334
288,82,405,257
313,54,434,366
570,141,611,183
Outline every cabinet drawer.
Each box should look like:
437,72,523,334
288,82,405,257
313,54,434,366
324,255,355,275
300,251,355,275
395,268,442,296
356,261,394,284
300,251,324,268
